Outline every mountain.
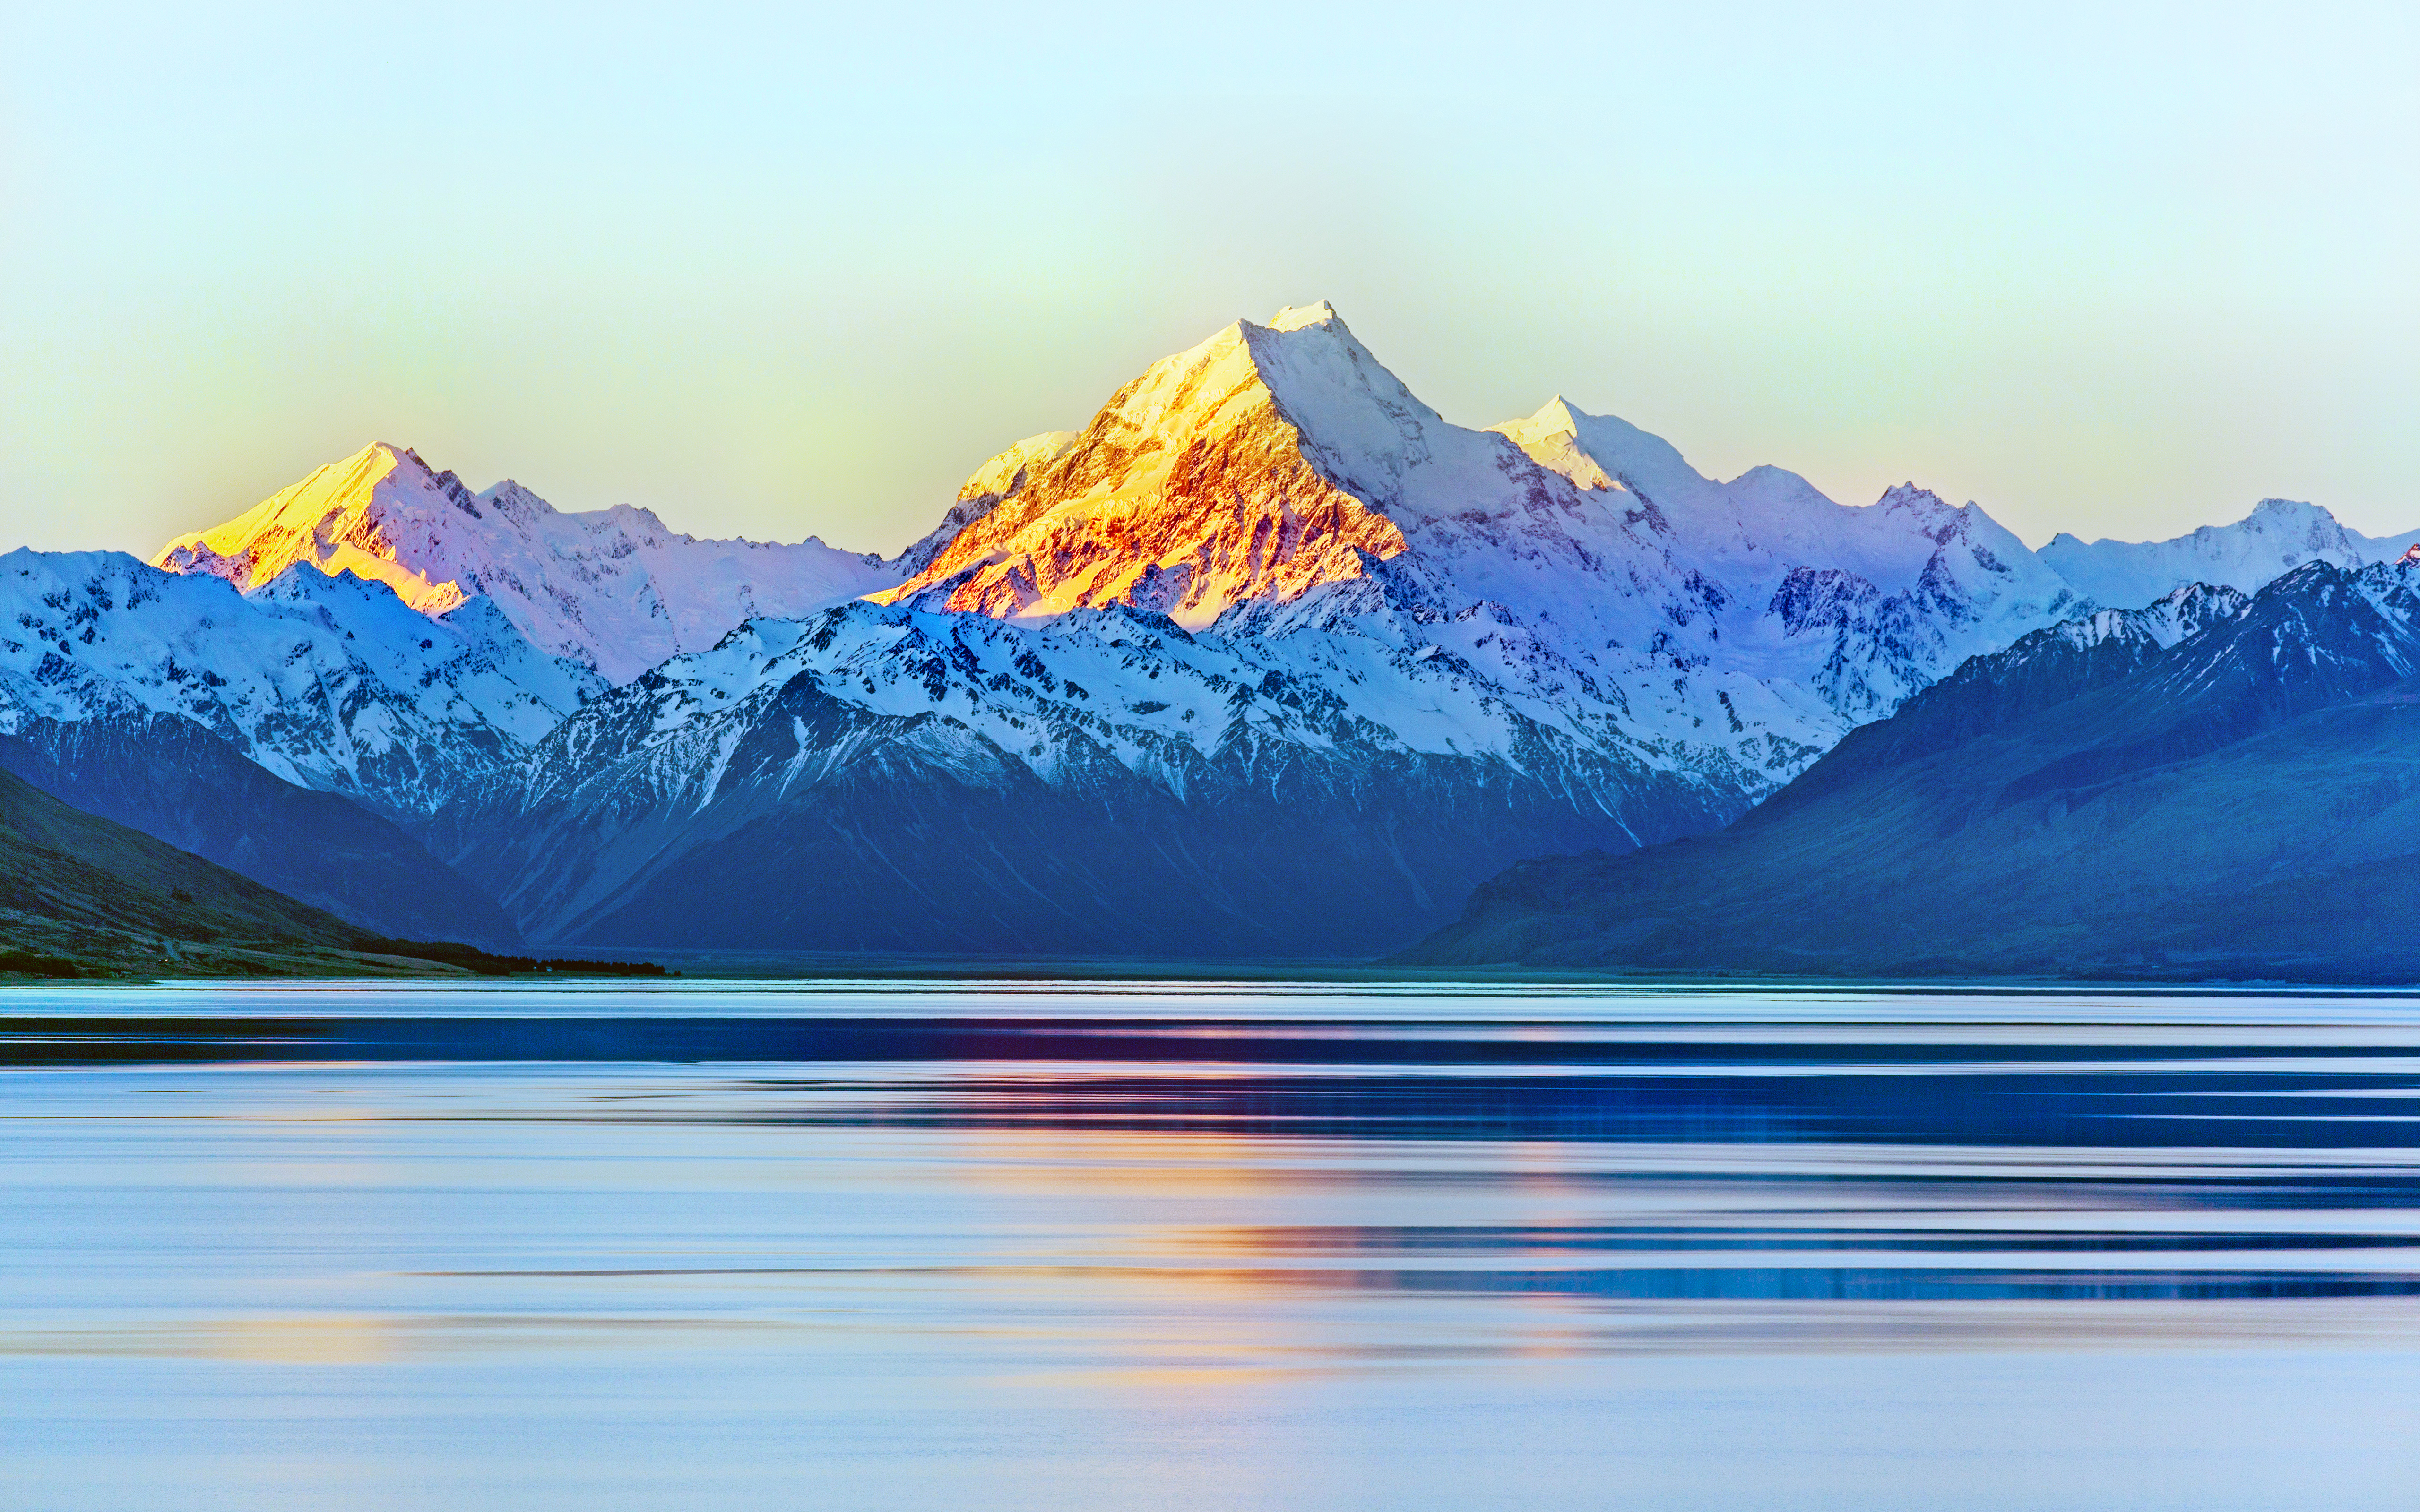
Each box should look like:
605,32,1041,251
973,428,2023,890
895,431,1080,574
879,303,2081,759
1403,560,2420,979
434,305,2102,954
441,600,1737,953
0,763,364,972
76,301,2418,961
2040,498,2420,609
880,308,2079,723
155,442,903,684
0,711,520,946
0,548,596,823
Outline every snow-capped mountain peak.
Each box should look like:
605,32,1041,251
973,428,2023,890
155,442,904,684
2040,498,2420,609
873,303,1441,627
156,441,477,615
894,431,1081,574
1268,300,1342,331
1492,397,1710,511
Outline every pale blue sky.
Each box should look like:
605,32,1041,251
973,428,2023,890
3,1,2413,556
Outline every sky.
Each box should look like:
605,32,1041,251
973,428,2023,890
2,0,2414,557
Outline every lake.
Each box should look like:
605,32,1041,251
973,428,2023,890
6,978,2420,1509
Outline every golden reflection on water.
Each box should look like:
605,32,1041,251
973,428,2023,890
11,985,2420,1510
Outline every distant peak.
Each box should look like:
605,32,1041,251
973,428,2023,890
306,439,411,477
1876,482,1950,510
1267,301,1341,333
605,502,674,536
478,479,560,518
1527,395,1586,431
1495,397,1587,445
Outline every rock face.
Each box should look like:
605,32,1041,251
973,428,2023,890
155,442,902,684
1403,560,2420,979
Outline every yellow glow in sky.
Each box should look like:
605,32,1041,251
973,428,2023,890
2,1,2413,556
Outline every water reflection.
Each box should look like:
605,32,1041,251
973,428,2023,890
6,982,2420,1509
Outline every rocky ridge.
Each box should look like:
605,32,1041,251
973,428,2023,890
1404,557,2420,976
0,548,596,821
2041,498,2420,610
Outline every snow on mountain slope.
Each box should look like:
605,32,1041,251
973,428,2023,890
452,595,1735,951
896,431,1080,574
875,303,1431,626
155,441,903,684
2040,498,2420,609
433,304,2178,951
1480,396,2084,723
879,304,2084,802
0,549,598,819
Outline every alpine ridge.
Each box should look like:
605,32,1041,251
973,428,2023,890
1403,558,2420,978
416,305,2126,952
2040,498,2420,611
156,442,903,684
1,549,596,821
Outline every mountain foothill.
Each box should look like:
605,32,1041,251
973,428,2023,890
7,303,2415,979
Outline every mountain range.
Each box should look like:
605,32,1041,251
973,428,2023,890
6,302,2412,964
1405,558,2420,978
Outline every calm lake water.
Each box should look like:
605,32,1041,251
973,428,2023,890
6,979,2420,1510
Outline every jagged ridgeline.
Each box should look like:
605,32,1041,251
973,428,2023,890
9,302,2412,958
1403,561,2420,978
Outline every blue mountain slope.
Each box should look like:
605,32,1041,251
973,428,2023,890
1405,561,2420,979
